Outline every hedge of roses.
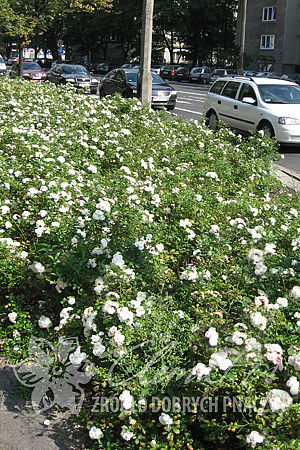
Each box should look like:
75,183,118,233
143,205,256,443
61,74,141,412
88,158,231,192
0,77,299,449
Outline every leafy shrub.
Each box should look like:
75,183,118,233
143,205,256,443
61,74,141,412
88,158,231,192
0,77,299,449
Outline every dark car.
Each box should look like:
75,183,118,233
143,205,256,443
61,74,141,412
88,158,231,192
90,62,110,74
99,68,177,110
174,67,191,82
160,65,182,81
9,61,47,81
189,66,212,84
47,64,99,94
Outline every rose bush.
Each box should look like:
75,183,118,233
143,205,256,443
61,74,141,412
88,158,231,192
0,77,299,449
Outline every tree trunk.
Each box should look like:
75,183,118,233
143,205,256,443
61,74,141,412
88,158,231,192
19,44,24,78
170,30,174,64
162,31,172,64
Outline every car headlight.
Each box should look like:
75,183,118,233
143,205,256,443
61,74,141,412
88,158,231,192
132,88,137,94
278,117,300,125
67,78,76,83
91,78,98,83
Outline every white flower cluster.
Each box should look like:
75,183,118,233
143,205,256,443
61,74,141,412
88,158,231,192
205,327,219,346
180,265,198,282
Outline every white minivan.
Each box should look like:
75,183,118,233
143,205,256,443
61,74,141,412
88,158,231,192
0,55,6,75
204,76,300,144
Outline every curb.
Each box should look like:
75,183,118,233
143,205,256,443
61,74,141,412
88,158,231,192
272,163,300,192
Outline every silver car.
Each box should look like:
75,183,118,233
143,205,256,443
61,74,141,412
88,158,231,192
0,55,6,76
189,67,211,84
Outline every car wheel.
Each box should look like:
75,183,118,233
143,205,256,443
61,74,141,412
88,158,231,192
166,105,176,111
207,111,218,130
257,121,275,138
91,88,97,95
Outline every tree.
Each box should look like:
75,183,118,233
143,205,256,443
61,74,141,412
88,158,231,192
181,0,238,66
154,0,188,64
0,0,112,74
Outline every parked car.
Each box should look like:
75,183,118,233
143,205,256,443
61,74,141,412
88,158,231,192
256,71,281,78
99,68,177,110
7,56,18,66
90,62,110,74
204,76,300,144
34,58,53,69
132,65,162,74
121,63,135,69
160,65,182,81
9,61,47,80
47,64,98,94
210,68,238,83
243,70,257,77
174,67,191,82
189,66,212,84
0,55,6,75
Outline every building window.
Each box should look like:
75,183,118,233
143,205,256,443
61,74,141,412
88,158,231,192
260,35,275,50
262,7,276,22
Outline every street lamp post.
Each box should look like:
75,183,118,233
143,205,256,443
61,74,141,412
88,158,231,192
238,0,247,75
137,0,154,104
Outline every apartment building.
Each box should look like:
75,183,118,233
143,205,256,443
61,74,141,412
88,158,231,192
236,0,300,77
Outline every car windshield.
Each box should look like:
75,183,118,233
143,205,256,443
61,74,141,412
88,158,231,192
62,66,88,74
258,84,300,104
24,62,42,70
214,69,225,74
125,71,164,84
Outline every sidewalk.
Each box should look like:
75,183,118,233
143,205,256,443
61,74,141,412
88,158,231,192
0,364,88,450
273,163,300,192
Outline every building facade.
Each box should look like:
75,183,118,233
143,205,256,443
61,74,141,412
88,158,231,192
236,0,300,77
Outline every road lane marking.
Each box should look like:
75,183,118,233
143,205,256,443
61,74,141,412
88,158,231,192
175,107,203,115
177,97,204,104
175,90,207,96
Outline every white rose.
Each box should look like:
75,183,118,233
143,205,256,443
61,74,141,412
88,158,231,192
209,351,233,371
8,312,17,323
289,286,300,300
93,342,106,357
286,376,299,395
250,312,267,331
205,327,219,347
89,426,103,440
267,389,293,412
119,390,133,410
38,315,52,329
246,431,264,448
288,353,300,371
69,346,86,365
117,306,134,325
29,261,45,274
159,413,173,426
191,363,211,381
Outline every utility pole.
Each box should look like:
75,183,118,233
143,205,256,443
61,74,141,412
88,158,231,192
137,0,154,104
238,0,247,75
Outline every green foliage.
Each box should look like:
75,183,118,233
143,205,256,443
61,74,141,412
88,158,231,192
0,77,299,449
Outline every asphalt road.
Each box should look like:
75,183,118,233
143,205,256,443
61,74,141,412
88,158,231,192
169,80,300,174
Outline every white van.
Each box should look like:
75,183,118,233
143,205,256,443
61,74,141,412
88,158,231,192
0,55,6,75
